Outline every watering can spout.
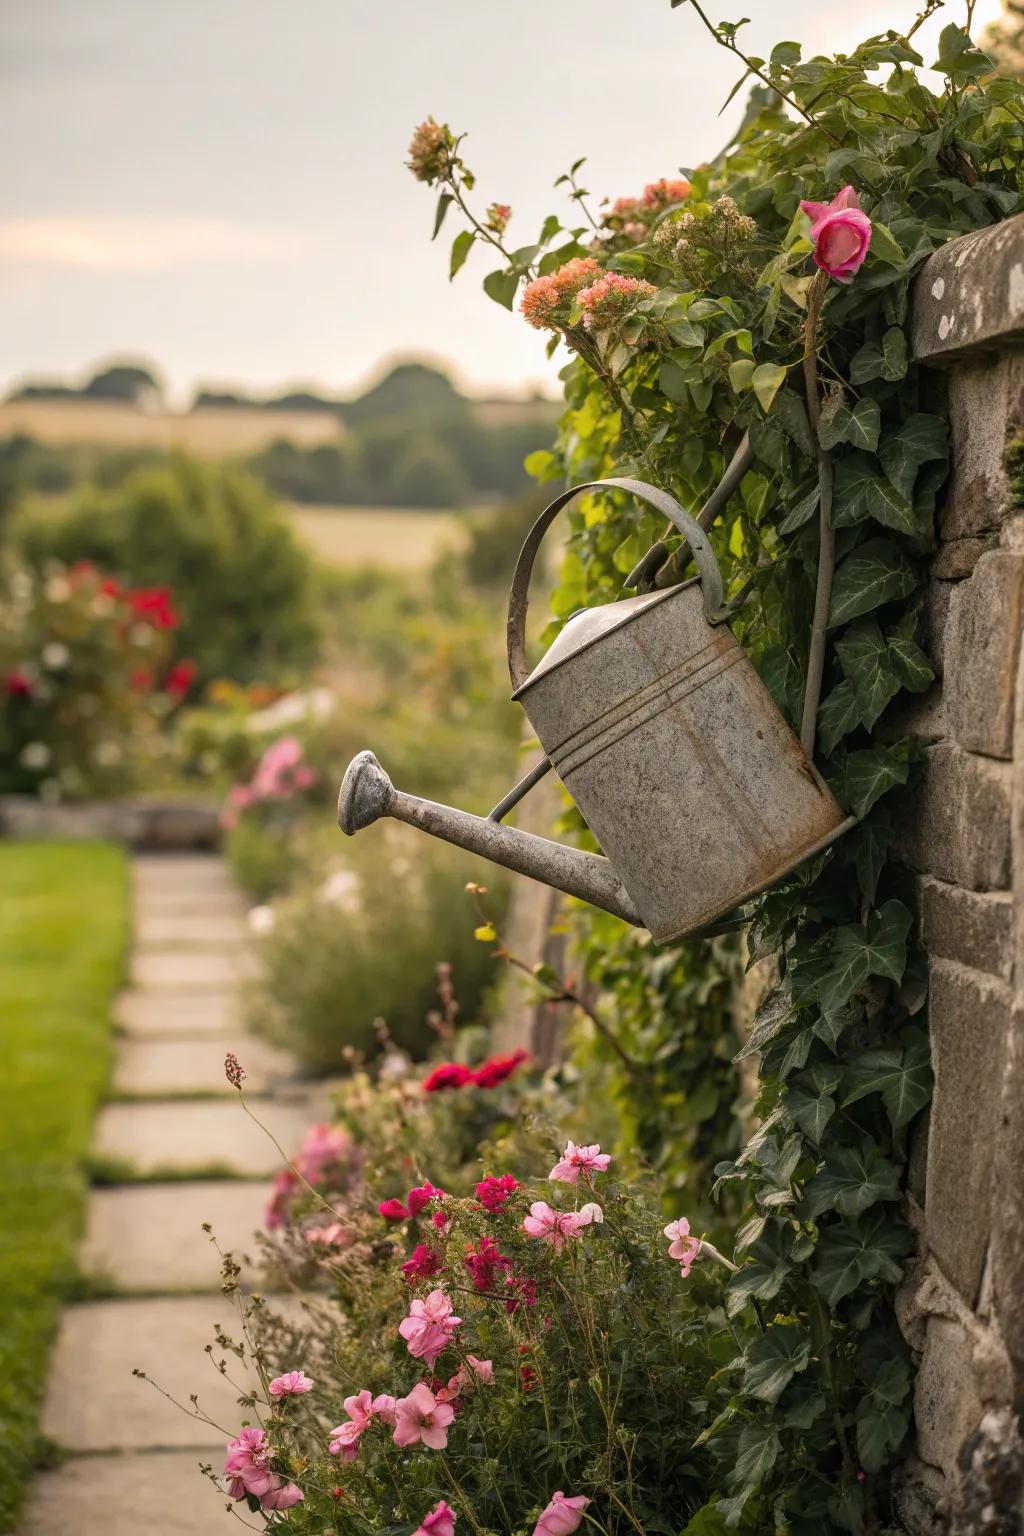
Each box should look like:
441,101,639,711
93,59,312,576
338,750,642,927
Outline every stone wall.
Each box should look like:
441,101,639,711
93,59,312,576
893,215,1024,1532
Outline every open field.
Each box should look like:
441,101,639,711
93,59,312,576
0,399,340,455
0,843,127,1531
287,502,470,570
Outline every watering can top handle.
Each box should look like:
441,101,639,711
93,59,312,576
506,476,727,693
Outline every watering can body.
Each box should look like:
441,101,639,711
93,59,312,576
339,477,852,944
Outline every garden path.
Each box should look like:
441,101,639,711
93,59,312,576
20,852,330,1535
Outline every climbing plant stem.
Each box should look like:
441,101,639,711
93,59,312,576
799,270,835,760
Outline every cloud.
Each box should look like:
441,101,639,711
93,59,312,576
0,217,300,271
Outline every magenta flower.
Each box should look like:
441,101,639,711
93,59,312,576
799,185,872,283
476,1174,519,1212
393,1382,456,1449
379,1197,409,1222
260,1482,305,1511
402,1242,444,1283
549,1141,611,1184
664,1217,702,1277
415,1500,457,1536
533,1492,590,1536
268,1370,313,1399
522,1201,586,1254
408,1180,445,1217
399,1288,461,1366
328,1390,396,1460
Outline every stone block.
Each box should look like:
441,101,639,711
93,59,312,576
115,990,241,1037
933,536,998,579
94,1095,333,1177
924,579,953,678
82,1181,270,1291
912,216,1024,365
925,961,1011,1302
892,1455,947,1536
914,1316,985,1476
134,913,248,950
941,359,1014,540
920,877,1013,980
113,1036,297,1096
132,855,238,899
20,1451,238,1536
896,742,1012,890
131,949,256,992
991,1005,1024,1395
945,551,1024,759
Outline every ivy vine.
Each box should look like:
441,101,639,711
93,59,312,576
412,6,1023,1530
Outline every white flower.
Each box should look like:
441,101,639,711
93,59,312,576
248,905,276,935
319,868,360,912
41,642,70,670
576,1202,604,1226
93,741,122,766
45,576,70,604
20,741,51,770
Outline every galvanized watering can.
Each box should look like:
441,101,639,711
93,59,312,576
339,477,853,944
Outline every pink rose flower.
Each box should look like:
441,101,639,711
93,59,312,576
260,1482,305,1510
415,1500,457,1536
268,1370,313,1399
522,1201,586,1254
402,1242,444,1283
225,1426,275,1498
549,1141,611,1184
399,1288,461,1366
534,1492,590,1536
799,185,872,283
664,1217,702,1277
462,1355,494,1386
393,1382,456,1450
328,1389,396,1459
303,1222,351,1246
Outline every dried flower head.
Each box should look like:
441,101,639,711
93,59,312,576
407,118,455,184
224,1052,246,1089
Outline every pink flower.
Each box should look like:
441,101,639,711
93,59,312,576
408,1180,445,1217
534,1492,590,1536
415,1500,457,1536
520,257,603,331
269,1370,313,1399
295,1122,348,1183
476,1174,519,1212
328,1390,397,1459
264,1168,299,1230
799,185,872,283
575,1203,604,1227
576,273,656,332
399,1288,461,1366
393,1382,456,1449
304,1222,351,1247
5,669,34,699
549,1141,611,1184
225,1426,275,1498
643,177,691,208
462,1355,494,1387
260,1482,305,1510
403,1243,444,1283
664,1217,702,1277
522,1201,586,1254
379,1198,409,1222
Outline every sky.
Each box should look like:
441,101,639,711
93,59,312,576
0,0,1006,403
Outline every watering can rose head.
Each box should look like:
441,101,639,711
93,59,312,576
799,185,872,283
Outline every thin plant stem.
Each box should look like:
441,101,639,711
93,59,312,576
798,270,835,761
235,1089,345,1223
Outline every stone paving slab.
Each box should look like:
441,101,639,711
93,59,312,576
83,1182,270,1291
114,1037,297,1097
131,950,257,992
115,990,242,1038
41,1298,261,1451
20,1451,239,1535
134,912,249,950
133,855,238,894
133,887,247,920
94,1096,332,1176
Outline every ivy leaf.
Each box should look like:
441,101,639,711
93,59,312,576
816,679,862,757
786,1083,835,1143
835,618,901,729
751,362,787,412
742,1327,812,1404
849,327,907,384
818,398,881,454
815,900,912,1013
935,23,993,80
736,985,794,1060
828,539,918,628
725,1254,790,1318
887,611,935,692
450,229,475,279
856,1401,909,1473
773,390,815,456
733,1422,781,1487
813,1003,860,1053
811,1210,913,1306
832,457,918,536
482,268,519,310
777,483,819,535
840,741,912,816
878,413,947,499
659,360,689,404
849,805,895,904
867,220,906,268
778,1026,815,1078
804,1138,902,1219
842,1032,933,1128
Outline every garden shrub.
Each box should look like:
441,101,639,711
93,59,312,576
17,455,319,685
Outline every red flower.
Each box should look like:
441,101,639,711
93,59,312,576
464,1237,511,1294
101,577,122,598
402,1243,444,1283
164,658,198,699
472,1049,530,1090
407,1180,445,1217
422,1062,475,1093
4,669,33,699
504,1271,538,1315
130,667,153,690
475,1175,519,1213
127,586,180,630
378,1198,409,1222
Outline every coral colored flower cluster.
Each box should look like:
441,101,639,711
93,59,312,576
222,733,318,829
605,177,690,239
519,257,602,331
422,1048,529,1093
576,273,657,332
486,202,512,235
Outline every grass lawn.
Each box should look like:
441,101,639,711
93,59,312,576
0,843,128,1531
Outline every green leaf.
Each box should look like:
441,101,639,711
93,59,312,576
726,1255,790,1318
842,1033,933,1128
742,1327,812,1405
482,268,519,310
777,484,819,536
733,1423,780,1487
813,1003,860,1053
751,363,787,412
811,1210,913,1306
849,327,907,384
659,360,690,404
667,317,706,347
841,741,912,816
819,398,881,454
787,1083,835,1143
828,539,917,628
835,618,900,729
772,390,815,456
817,679,862,756
523,449,560,482
736,986,794,1060
450,229,475,279
815,900,912,1013
878,413,948,499
868,220,906,268
856,1401,908,1473
850,806,894,904
432,192,454,239
729,358,756,393
832,455,918,537
804,1138,902,1219
935,23,993,80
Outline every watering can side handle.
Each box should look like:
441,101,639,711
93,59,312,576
506,478,726,693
